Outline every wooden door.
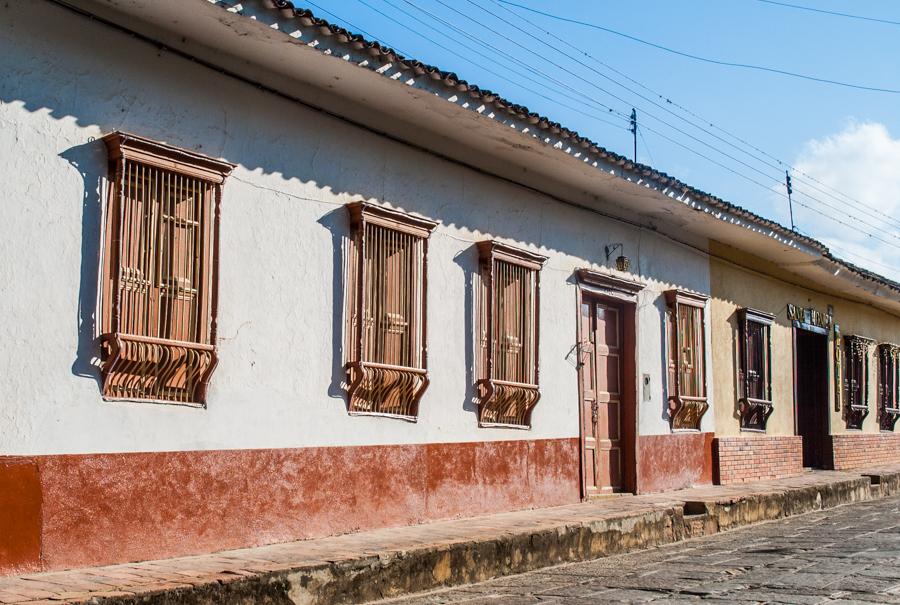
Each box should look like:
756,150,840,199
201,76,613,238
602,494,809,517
795,329,829,468
580,298,624,495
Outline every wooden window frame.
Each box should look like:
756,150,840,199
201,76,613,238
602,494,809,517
475,240,547,428
99,132,233,407
665,289,709,431
878,343,900,432
737,308,775,432
344,201,437,421
843,334,874,430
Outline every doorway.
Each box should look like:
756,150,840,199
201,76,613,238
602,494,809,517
578,295,636,496
794,328,830,468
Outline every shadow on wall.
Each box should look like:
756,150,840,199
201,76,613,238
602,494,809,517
318,208,350,403
729,309,742,425
60,140,107,388
655,295,671,426
1,0,711,411
452,245,479,419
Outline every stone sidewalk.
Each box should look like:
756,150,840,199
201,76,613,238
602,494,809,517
2,466,900,605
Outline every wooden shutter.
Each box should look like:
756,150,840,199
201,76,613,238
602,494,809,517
843,335,873,429
878,344,900,431
100,132,233,406
475,241,546,428
344,202,436,420
737,308,775,431
665,289,709,431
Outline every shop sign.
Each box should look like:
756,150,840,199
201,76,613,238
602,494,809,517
787,304,832,329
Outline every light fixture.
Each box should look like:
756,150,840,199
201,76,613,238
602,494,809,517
605,243,631,273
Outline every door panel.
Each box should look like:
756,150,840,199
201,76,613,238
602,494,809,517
579,302,599,496
580,298,626,494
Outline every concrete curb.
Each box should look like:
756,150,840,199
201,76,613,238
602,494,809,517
48,469,900,604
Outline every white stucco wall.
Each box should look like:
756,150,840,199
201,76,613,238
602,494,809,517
0,1,712,455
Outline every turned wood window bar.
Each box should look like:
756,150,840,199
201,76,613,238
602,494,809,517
843,334,874,429
100,132,233,406
878,343,900,432
344,202,437,420
737,308,775,432
475,241,547,428
665,289,709,431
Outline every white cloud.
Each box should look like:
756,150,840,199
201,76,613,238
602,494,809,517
790,121,900,282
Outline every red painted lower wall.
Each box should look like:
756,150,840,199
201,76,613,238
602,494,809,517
0,458,42,575
0,438,580,575
636,433,714,494
831,433,900,470
713,436,803,484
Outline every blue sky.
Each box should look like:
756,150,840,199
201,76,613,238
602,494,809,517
305,0,900,279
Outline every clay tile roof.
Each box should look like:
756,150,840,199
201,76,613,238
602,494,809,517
257,0,900,295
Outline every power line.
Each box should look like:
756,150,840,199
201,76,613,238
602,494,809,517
480,0,900,231
405,0,900,247
635,122,900,251
752,0,900,27
495,0,900,94
638,127,655,166
397,0,632,123
303,0,412,56
317,0,900,255
357,0,630,131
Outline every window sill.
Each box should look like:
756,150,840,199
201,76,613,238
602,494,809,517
477,379,539,429
348,410,418,423
100,332,217,406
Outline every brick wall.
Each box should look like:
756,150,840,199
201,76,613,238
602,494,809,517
831,433,900,470
714,436,803,484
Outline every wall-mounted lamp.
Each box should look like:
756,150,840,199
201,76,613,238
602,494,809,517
605,243,631,273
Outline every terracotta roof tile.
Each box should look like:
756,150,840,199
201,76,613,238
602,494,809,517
257,0,899,294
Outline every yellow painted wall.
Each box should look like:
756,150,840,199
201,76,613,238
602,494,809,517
709,242,900,438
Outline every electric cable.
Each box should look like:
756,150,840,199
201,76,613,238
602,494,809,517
426,0,900,240
356,0,630,131
483,0,900,230
317,1,900,259
496,0,900,94
752,0,900,27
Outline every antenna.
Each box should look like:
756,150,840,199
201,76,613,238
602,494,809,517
784,170,796,231
629,108,637,162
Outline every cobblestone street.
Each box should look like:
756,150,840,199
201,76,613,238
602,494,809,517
378,495,900,605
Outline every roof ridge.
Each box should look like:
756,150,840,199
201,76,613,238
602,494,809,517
257,0,899,294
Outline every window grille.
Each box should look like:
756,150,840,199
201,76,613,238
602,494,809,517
475,241,546,428
843,334,874,429
100,132,233,406
878,344,900,431
344,202,437,420
665,289,709,431
737,308,775,432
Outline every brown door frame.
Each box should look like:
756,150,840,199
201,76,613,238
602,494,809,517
575,270,643,498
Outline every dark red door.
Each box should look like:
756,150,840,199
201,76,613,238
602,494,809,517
795,329,829,468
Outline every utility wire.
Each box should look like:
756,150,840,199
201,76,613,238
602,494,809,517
448,0,900,239
315,0,900,257
357,0,629,131
394,0,629,120
303,0,412,56
638,127,655,166
636,122,900,252
485,0,900,231
496,0,900,94
752,0,900,27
